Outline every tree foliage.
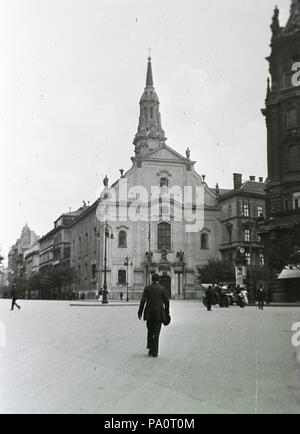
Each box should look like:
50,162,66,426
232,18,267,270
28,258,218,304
197,259,235,285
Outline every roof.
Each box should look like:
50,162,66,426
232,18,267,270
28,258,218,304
240,181,266,195
278,266,300,280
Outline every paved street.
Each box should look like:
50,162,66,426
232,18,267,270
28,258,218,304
0,299,299,414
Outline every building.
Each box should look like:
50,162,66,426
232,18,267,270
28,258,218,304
8,224,38,287
39,206,88,272
69,200,101,299
75,56,223,300
217,173,266,299
259,1,300,301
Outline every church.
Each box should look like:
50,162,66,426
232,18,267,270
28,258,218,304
70,56,222,300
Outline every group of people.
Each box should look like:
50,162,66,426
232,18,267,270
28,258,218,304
205,284,267,311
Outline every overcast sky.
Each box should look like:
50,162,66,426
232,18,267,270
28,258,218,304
0,0,292,261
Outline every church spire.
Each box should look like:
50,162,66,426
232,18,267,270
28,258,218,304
146,56,154,86
133,56,166,158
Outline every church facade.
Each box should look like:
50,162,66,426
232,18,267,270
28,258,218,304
71,57,222,300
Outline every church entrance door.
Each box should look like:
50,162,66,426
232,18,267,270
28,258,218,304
159,274,171,299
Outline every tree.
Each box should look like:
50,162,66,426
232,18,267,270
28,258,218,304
29,266,76,299
197,259,235,285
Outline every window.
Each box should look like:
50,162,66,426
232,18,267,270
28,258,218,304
92,264,96,279
79,237,81,257
158,222,171,251
118,270,126,285
94,228,97,252
293,192,300,209
258,205,263,217
245,252,251,265
284,197,289,210
286,108,297,129
288,145,300,172
244,228,250,242
85,233,89,255
227,226,232,243
259,253,265,266
85,263,88,280
228,205,232,218
201,233,209,250
160,177,168,188
150,107,154,119
118,231,127,248
242,203,249,217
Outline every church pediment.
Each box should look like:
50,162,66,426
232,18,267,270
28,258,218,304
144,145,192,163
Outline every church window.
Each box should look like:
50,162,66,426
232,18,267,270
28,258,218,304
201,233,209,250
150,107,154,119
286,108,297,129
118,270,126,285
158,222,171,251
118,230,127,248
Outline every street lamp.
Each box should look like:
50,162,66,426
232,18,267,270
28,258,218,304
102,221,114,304
124,256,133,302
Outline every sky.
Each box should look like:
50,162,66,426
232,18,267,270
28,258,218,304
0,0,292,262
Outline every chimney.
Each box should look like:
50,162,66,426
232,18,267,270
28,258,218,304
259,177,264,183
249,176,256,181
233,173,242,189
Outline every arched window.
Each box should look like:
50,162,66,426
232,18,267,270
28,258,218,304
158,222,171,251
150,107,154,119
118,230,127,248
201,233,209,250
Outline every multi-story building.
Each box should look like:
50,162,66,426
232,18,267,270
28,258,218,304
8,224,38,287
39,206,88,272
217,173,266,299
259,0,300,301
69,200,101,299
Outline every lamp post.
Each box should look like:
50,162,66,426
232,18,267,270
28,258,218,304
102,221,114,304
124,256,133,302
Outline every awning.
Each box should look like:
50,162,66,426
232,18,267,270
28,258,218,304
278,266,300,280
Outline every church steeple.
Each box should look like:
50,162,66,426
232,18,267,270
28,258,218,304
146,56,153,86
133,56,166,158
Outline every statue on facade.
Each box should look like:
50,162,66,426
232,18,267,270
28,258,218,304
186,147,191,160
145,250,153,264
176,250,184,263
161,248,168,262
103,175,109,187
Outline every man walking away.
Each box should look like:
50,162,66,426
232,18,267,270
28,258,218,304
138,273,170,358
206,286,213,311
11,284,21,311
256,285,266,310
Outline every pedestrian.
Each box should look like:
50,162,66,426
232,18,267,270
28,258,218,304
11,284,21,311
138,273,170,358
256,285,266,310
206,285,213,311
120,291,123,301
240,287,248,305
